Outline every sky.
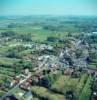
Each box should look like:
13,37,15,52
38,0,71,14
0,0,97,16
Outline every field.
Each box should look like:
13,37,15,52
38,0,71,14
26,74,92,100
51,74,92,100
0,16,97,99
31,86,65,100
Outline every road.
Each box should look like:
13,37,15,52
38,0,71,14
1,74,32,100
86,67,97,73
1,66,97,100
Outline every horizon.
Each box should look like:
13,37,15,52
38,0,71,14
0,14,97,17
0,0,97,16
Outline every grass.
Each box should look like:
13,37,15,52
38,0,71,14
0,90,6,97
0,57,19,66
31,86,65,100
51,75,80,94
51,74,88,97
79,76,92,100
13,88,25,100
51,75,70,93
0,25,68,43
17,49,32,57
75,74,88,98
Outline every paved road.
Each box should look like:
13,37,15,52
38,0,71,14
1,74,32,100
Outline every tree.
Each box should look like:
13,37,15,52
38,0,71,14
66,91,75,100
17,34,32,41
1,31,16,37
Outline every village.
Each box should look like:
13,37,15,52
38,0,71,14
0,31,97,100
0,14,97,100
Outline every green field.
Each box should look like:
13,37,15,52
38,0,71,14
51,74,92,100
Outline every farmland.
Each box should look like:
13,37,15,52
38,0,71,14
0,16,97,100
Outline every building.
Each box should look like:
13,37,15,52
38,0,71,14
23,91,33,100
20,82,31,91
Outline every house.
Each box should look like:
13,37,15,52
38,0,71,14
34,72,44,80
64,68,74,76
27,77,33,84
23,91,33,100
23,44,33,49
20,82,31,91
22,68,30,76
18,92,24,97
73,58,87,67
10,79,19,88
